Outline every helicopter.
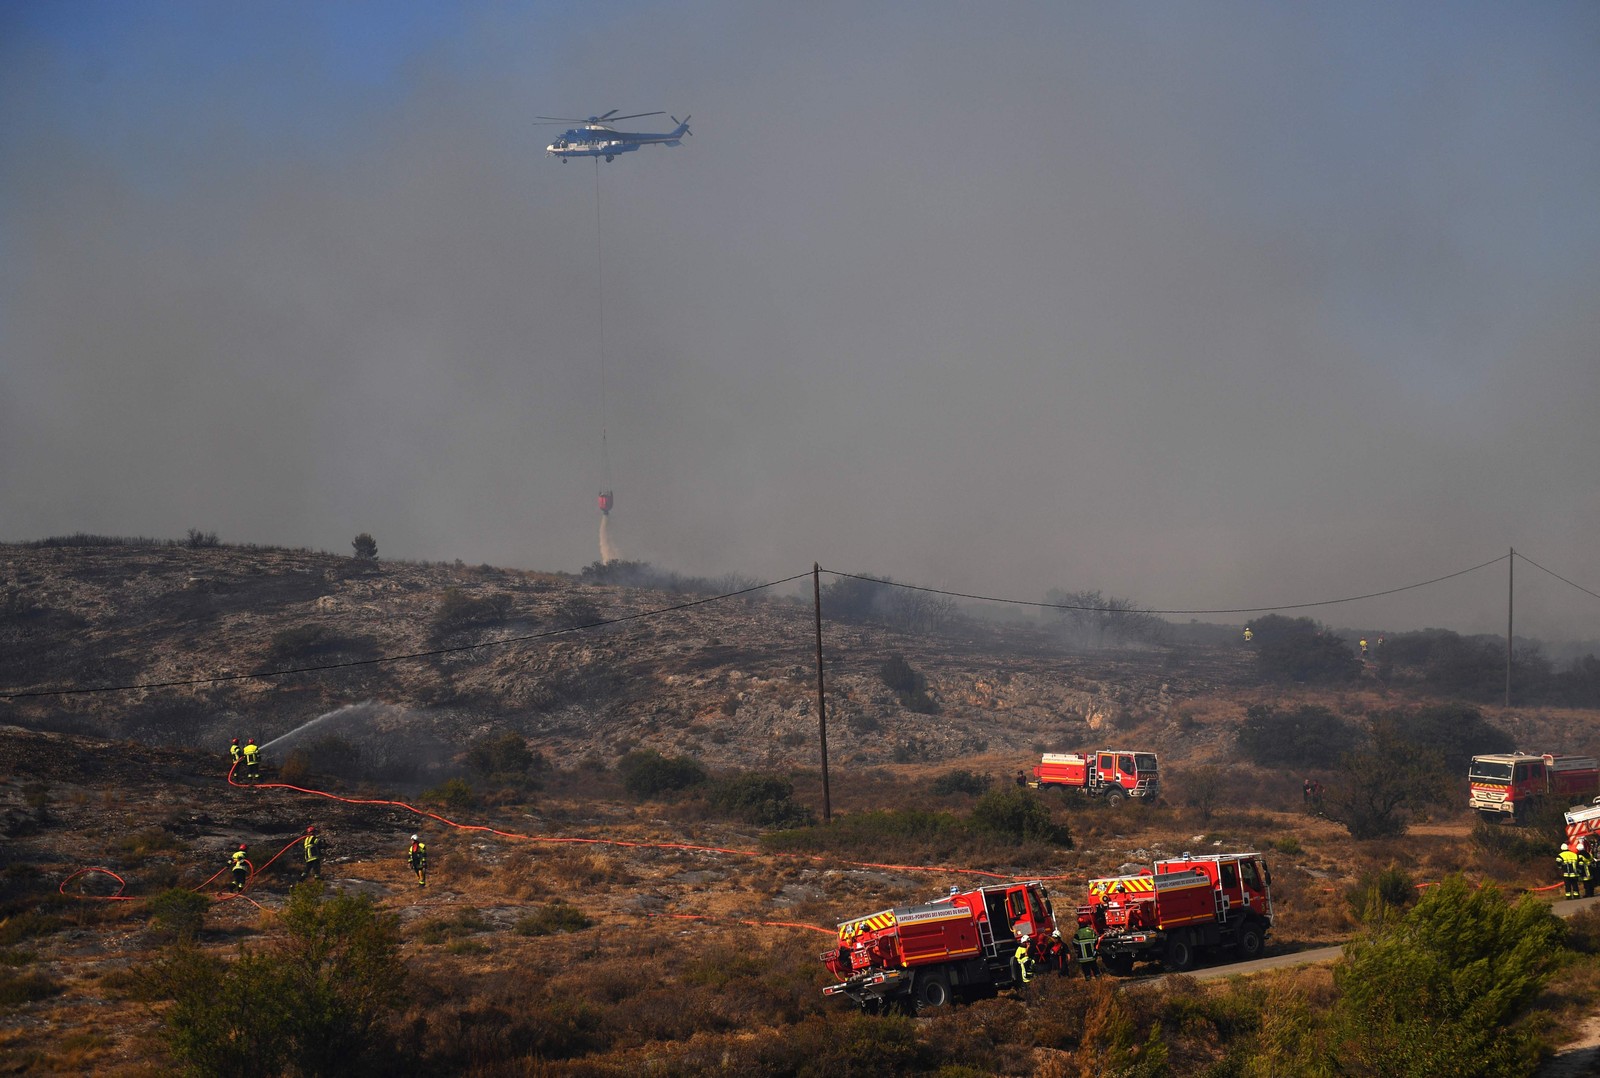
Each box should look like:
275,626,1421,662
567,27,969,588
536,110,691,162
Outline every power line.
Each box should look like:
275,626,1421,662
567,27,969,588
1513,550,1600,602
0,572,812,701
820,553,1511,616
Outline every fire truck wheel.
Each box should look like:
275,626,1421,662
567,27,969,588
1164,931,1195,972
914,972,951,1011
1234,923,1264,961
1103,953,1134,976
1103,787,1126,805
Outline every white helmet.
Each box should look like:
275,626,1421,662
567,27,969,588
1019,933,1030,943
411,834,419,842
1562,843,1570,851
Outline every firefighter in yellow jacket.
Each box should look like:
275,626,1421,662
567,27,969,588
407,834,427,887
242,737,261,782
1559,843,1582,899
301,825,325,881
230,844,250,892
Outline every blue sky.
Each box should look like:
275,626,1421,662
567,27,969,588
3,1,1598,641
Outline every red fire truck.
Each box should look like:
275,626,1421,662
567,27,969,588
821,879,1058,1013
1565,801,1600,898
1086,852,1273,974
1030,750,1160,801
1469,752,1600,824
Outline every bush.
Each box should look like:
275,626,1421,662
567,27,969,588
423,778,478,811
1328,876,1564,1077
430,588,512,640
155,882,406,1077
1237,704,1361,770
148,888,210,942
930,769,992,797
705,773,816,829
617,750,707,798
185,529,220,548
968,787,1073,847
879,656,938,714
0,969,61,1007
1250,615,1362,684
351,533,378,560
465,732,540,785
1344,864,1418,926
1374,703,1515,778
515,903,593,936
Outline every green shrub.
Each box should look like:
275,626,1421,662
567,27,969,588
930,769,992,797
515,903,592,937
1237,704,1361,770
154,882,406,1077
423,777,478,811
1328,876,1563,1077
617,750,707,798
1344,864,1418,926
706,773,816,829
148,888,210,941
1250,614,1361,684
879,656,939,714
968,787,1073,847
465,732,542,786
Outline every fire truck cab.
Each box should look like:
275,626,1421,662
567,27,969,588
1470,752,1600,824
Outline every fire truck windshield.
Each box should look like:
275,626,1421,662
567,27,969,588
1469,761,1513,781
1135,754,1157,772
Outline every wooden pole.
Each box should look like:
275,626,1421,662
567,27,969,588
1506,547,1514,709
814,563,832,822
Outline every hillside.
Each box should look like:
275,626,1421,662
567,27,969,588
3,541,1600,1075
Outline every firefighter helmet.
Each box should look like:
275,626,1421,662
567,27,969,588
1562,843,1570,851
306,825,317,834
238,843,248,851
411,834,419,842
231,737,239,744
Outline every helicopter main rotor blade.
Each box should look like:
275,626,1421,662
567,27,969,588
603,111,665,122
535,116,588,123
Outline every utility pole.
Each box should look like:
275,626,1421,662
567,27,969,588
1506,547,1514,710
813,563,832,822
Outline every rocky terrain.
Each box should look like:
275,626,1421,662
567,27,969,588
3,540,1599,1075
0,542,1266,781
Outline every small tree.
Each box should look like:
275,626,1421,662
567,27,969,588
1327,876,1564,1077
147,888,210,942
156,882,406,1076
1178,765,1224,823
968,787,1073,847
1327,718,1454,839
617,749,706,798
351,533,378,560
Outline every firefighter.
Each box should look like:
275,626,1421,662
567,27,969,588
1578,839,1595,899
407,834,427,887
1072,914,1100,978
1243,626,1253,643
242,737,261,782
1359,638,1369,658
1012,933,1034,986
230,844,250,892
1015,769,1027,788
301,825,324,881
229,737,242,769
1559,843,1581,899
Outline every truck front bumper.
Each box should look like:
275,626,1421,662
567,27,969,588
823,968,908,1007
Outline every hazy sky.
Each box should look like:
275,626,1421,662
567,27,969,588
3,2,1597,641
